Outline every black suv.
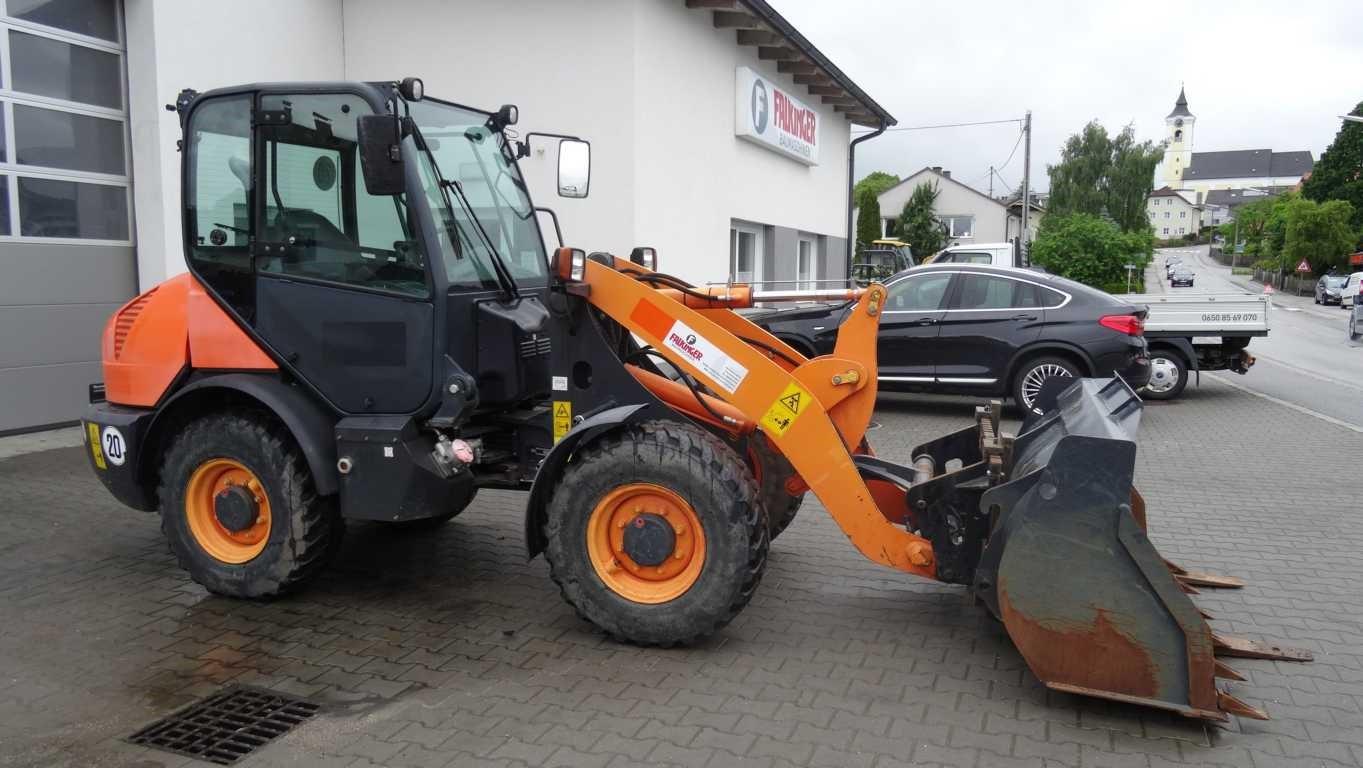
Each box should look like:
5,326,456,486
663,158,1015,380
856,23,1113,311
748,264,1151,414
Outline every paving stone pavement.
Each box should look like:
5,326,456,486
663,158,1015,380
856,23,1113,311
1,379,1360,768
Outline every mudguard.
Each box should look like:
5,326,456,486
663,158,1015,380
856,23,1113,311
523,403,655,558
148,373,340,496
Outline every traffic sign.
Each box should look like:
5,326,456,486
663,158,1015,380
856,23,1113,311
1295,259,1311,273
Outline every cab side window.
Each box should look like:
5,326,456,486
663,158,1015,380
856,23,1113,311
186,95,255,319
256,93,427,297
886,273,953,311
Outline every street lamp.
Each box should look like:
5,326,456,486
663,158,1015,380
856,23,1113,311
1341,115,1363,124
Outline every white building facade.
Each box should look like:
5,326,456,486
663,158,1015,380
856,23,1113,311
1146,186,1201,238
0,0,894,432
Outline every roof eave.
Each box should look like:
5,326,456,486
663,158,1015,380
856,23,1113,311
684,0,896,127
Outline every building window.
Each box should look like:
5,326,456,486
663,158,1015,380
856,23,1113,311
729,221,763,286
796,235,817,290
941,215,973,239
0,1,129,244
1163,211,1170,219
1178,227,1185,235
1180,211,1186,219
1162,227,1169,235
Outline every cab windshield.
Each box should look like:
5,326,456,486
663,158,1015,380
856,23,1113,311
407,99,548,289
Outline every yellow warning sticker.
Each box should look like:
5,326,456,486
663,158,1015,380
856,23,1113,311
552,400,572,443
86,422,106,470
760,381,811,437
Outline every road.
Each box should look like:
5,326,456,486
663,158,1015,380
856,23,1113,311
1153,244,1363,431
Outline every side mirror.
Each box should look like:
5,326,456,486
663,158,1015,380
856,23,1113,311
557,139,590,198
357,114,405,196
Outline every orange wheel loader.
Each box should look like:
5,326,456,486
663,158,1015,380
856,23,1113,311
82,78,1307,724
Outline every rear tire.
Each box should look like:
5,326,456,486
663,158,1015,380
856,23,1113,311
158,412,343,598
1013,356,1080,416
749,432,804,540
1142,350,1188,401
543,419,768,646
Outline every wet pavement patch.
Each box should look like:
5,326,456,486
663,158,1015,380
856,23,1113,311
126,685,318,765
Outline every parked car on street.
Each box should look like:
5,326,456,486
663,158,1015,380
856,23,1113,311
923,242,1018,267
1115,292,1269,400
1315,274,1347,305
1170,268,1195,287
1338,272,1363,310
747,263,1151,414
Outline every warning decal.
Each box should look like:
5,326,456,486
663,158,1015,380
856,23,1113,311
86,422,106,470
760,381,812,437
553,400,572,443
627,300,750,394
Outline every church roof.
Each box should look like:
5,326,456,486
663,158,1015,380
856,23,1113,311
1185,149,1313,181
1167,87,1193,119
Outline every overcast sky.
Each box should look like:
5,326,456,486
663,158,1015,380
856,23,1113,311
770,0,1363,197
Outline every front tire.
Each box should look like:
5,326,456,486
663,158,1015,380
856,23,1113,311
1013,356,1079,416
543,420,768,646
1142,350,1188,400
158,413,343,598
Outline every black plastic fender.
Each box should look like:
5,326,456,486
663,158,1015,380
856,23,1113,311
524,403,653,558
147,373,341,496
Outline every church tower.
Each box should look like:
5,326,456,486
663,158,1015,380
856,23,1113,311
1160,87,1195,188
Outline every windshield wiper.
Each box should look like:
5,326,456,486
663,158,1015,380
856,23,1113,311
410,121,519,298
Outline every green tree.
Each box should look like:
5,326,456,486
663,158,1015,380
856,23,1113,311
853,171,901,202
1301,101,1363,233
855,188,882,252
1046,121,1163,232
896,182,947,257
1030,213,1151,292
1282,198,1357,273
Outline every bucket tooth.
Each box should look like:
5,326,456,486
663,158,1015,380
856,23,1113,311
1212,633,1314,662
1217,691,1269,720
1164,560,1245,589
1213,661,1246,681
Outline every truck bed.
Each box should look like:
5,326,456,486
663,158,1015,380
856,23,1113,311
1117,293,1270,337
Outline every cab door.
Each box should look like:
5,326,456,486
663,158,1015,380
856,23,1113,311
249,92,435,414
877,271,954,382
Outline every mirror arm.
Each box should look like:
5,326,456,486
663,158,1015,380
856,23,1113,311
515,131,585,159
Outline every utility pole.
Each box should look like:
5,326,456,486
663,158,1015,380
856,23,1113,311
988,165,994,198
1020,111,1032,266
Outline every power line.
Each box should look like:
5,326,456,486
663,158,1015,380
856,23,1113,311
852,117,1023,134
995,127,1025,174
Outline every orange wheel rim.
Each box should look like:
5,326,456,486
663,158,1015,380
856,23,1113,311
586,483,706,604
185,458,271,564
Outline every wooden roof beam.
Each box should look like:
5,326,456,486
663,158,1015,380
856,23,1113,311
758,46,800,61
686,0,738,8
823,95,859,106
735,29,783,46
776,59,820,74
807,85,844,96
711,10,761,28
793,73,835,86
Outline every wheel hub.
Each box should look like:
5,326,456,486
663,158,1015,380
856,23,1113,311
586,483,707,604
214,485,259,532
622,513,676,567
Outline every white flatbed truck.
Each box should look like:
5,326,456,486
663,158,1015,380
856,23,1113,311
1116,292,1270,400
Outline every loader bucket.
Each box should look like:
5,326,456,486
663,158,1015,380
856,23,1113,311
973,377,1307,721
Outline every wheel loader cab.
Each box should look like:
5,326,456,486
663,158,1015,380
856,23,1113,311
183,83,553,417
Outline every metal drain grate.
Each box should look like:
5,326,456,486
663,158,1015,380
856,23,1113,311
127,685,319,765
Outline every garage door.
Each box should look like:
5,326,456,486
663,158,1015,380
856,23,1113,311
0,0,136,433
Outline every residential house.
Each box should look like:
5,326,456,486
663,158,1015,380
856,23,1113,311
1147,186,1201,238
858,167,1038,254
